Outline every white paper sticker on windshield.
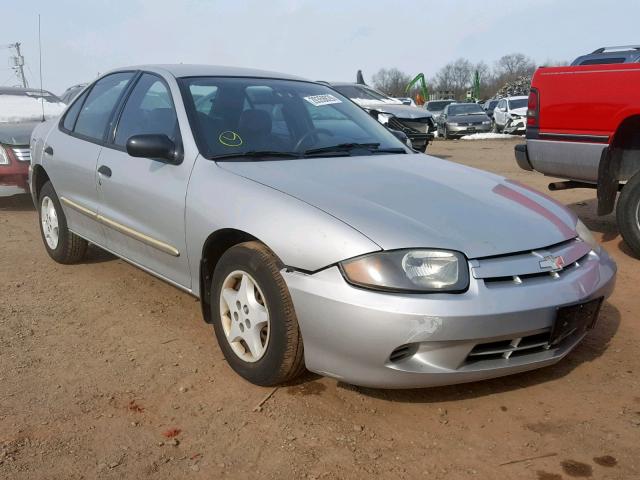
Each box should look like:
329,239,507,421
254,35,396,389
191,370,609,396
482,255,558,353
304,94,342,107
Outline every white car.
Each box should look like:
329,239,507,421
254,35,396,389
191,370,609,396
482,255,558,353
492,96,528,134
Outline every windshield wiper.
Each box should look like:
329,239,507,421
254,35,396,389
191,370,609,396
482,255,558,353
303,143,406,157
210,151,301,161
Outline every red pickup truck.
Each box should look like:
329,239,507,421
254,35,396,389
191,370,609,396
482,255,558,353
516,63,640,257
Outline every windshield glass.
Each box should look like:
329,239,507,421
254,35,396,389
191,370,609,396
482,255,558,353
508,98,528,110
448,104,484,116
426,100,453,112
180,77,407,159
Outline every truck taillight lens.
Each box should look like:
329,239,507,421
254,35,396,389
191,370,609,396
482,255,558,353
527,88,539,127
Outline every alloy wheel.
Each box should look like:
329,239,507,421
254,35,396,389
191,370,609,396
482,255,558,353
219,270,270,362
41,196,59,250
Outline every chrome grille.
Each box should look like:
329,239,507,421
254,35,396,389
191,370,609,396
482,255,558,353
466,331,551,363
471,239,592,287
12,147,31,163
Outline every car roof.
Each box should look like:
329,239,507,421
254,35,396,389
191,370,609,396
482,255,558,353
109,64,307,81
505,96,528,100
0,86,55,96
572,46,640,65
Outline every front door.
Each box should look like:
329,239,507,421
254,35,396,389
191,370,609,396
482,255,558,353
96,73,193,289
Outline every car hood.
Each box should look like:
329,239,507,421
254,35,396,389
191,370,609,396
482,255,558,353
511,107,527,117
0,121,40,145
448,113,490,123
219,154,578,259
371,104,433,120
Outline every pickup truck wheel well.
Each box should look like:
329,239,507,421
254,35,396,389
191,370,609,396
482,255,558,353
597,115,640,215
199,229,260,323
31,165,50,200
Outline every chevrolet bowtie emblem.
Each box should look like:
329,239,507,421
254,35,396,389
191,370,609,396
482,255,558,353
539,255,565,272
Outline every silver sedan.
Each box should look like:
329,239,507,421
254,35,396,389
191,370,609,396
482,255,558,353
30,65,616,388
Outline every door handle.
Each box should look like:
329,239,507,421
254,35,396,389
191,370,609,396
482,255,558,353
97,165,112,178
44,145,53,155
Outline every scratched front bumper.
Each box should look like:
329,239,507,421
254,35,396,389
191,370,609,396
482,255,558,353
283,249,616,389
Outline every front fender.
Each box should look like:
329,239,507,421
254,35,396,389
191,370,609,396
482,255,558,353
185,158,381,297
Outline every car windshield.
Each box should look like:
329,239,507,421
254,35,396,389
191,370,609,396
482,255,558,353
180,77,408,159
448,104,484,116
426,100,453,112
508,98,528,110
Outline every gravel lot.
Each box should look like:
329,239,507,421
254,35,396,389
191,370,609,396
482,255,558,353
1,138,638,479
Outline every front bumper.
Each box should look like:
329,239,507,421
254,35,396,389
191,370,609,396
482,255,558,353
447,123,491,137
283,248,616,389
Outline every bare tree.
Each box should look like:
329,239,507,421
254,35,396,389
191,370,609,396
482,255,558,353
495,53,536,82
371,68,412,97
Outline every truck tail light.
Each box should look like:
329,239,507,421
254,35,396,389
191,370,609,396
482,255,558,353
527,88,539,127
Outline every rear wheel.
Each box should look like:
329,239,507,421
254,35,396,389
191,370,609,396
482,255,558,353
38,181,87,264
617,173,640,258
210,241,305,386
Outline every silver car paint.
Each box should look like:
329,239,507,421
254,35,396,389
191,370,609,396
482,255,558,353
219,154,579,258
30,65,617,388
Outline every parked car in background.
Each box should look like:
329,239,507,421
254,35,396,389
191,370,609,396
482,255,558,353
483,99,499,119
424,99,455,122
0,87,65,192
30,65,615,388
571,45,640,66
330,82,435,152
59,83,88,104
437,102,492,139
515,62,640,256
492,96,528,134
394,97,416,107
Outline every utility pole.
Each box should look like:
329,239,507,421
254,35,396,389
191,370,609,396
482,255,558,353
2,42,28,87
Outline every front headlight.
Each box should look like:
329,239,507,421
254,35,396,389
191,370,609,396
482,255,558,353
575,219,600,252
482,120,491,125
0,145,9,165
340,249,469,293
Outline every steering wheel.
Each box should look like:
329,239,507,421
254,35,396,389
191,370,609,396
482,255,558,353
294,128,334,152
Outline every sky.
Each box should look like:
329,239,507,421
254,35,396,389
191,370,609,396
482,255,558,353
2,0,639,95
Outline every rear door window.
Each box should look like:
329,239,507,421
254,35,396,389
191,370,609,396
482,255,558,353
73,72,135,141
62,90,89,131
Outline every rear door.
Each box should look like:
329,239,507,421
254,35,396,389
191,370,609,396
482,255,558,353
96,72,193,289
45,72,135,244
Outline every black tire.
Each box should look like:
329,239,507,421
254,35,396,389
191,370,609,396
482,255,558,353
38,181,88,264
210,241,305,386
617,173,640,258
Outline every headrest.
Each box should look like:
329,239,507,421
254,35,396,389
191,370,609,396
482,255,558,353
238,109,272,136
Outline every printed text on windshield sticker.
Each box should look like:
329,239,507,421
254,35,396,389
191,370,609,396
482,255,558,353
218,131,243,147
303,94,342,107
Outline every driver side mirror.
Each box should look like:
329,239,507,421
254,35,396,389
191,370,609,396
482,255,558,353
126,134,182,165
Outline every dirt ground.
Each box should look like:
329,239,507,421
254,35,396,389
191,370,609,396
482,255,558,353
1,138,638,480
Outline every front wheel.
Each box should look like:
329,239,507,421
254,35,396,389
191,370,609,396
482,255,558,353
617,173,640,258
38,181,87,264
443,125,450,140
211,241,305,386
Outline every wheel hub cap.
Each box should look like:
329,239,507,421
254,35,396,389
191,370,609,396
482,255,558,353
219,270,270,362
41,196,59,250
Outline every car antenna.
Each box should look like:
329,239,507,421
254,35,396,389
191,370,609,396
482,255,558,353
38,13,45,122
